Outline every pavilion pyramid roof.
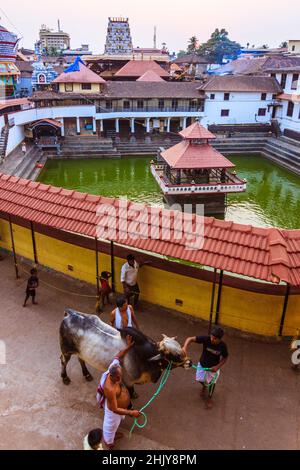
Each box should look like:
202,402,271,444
179,122,216,140
161,140,235,170
53,56,105,84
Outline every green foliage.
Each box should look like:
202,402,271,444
199,28,241,64
187,36,198,54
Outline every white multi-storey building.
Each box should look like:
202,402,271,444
267,67,300,140
199,76,281,126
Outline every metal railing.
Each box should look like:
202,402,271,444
96,106,205,114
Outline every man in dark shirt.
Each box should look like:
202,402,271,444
23,268,39,308
183,326,228,409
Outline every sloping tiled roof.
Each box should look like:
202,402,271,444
114,60,169,78
174,54,210,65
0,173,299,285
53,61,105,84
161,140,235,170
136,70,165,82
199,76,282,93
105,81,204,98
179,122,216,140
278,93,300,102
0,98,30,111
213,57,300,76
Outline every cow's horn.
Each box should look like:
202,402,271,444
148,354,162,362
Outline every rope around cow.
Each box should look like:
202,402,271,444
129,362,219,437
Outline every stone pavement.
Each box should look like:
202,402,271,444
0,254,299,450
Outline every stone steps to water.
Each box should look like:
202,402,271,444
262,147,300,176
13,147,42,178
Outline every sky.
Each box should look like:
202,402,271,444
1,0,300,54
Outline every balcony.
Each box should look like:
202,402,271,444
151,164,247,195
97,105,205,114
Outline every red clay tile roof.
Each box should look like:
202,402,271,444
179,122,216,140
136,70,165,82
199,76,282,93
53,62,106,84
161,141,235,170
114,60,169,78
0,173,299,286
277,93,300,103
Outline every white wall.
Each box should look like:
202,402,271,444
275,72,300,94
6,125,25,156
276,100,300,134
0,115,5,133
202,91,274,125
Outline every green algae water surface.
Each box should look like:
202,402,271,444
38,155,300,230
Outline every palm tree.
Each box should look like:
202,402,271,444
187,36,198,54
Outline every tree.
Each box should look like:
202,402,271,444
177,50,187,58
199,28,241,64
187,36,198,54
279,41,288,48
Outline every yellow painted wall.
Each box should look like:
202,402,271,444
1,218,300,337
59,83,101,94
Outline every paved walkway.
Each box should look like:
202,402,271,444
0,254,299,450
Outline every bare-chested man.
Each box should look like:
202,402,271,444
110,295,140,330
98,337,141,449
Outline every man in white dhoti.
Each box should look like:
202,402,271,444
97,337,141,449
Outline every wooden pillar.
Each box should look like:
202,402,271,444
279,283,290,337
95,237,100,296
209,269,218,334
30,222,38,264
8,216,19,279
215,270,224,325
110,241,116,293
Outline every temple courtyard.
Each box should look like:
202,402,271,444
0,254,300,450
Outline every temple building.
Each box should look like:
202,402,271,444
0,24,20,98
151,122,247,215
104,18,133,55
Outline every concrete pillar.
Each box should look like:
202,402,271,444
145,118,151,133
167,118,171,133
100,120,104,132
130,118,135,134
183,117,187,129
93,117,96,134
115,118,119,134
60,118,65,137
76,117,81,135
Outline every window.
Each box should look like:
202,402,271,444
82,83,91,90
65,83,73,92
189,100,197,109
292,45,296,51
280,73,287,88
106,101,112,110
258,108,267,116
272,94,277,100
123,100,130,110
137,100,144,109
287,101,294,117
261,93,267,101
291,74,299,90
221,109,230,117
158,99,164,110
210,93,215,100
172,99,178,109
224,93,230,101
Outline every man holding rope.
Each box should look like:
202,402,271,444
183,327,228,409
97,336,142,449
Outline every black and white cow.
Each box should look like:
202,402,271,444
60,309,190,393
